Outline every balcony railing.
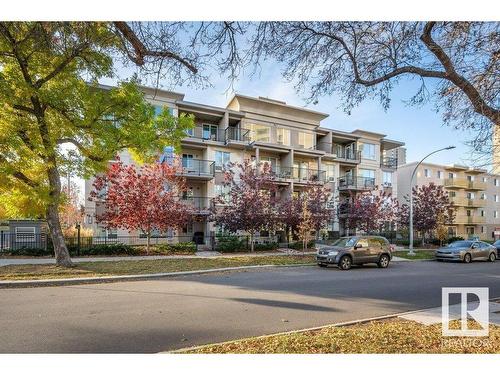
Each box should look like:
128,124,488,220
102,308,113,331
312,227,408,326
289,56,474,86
180,196,212,213
444,178,486,190
225,127,251,142
333,145,361,163
273,166,326,182
454,215,486,225
380,156,398,169
180,159,215,177
338,176,376,191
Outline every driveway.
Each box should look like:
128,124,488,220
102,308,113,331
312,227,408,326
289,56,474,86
0,261,499,353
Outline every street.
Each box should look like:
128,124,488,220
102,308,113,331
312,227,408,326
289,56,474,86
0,261,499,353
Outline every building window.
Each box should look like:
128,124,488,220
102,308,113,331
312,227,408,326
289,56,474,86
298,132,314,149
494,211,498,219
482,176,487,183
202,124,218,141
495,195,499,203
495,178,499,187
424,169,431,178
437,171,443,179
448,172,454,179
359,168,375,180
215,184,231,202
481,226,486,234
15,227,36,242
360,143,376,160
248,123,271,143
276,128,291,146
467,175,474,181
382,171,393,186
481,193,487,200
86,215,93,224
481,210,485,217
215,151,231,171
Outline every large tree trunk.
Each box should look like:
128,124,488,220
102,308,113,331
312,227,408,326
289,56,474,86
46,202,73,267
46,165,73,267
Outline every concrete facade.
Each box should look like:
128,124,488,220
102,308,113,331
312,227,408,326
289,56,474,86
397,162,500,241
84,86,405,246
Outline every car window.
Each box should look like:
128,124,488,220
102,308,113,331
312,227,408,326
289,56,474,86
479,242,490,248
356,239,369,247
368,238,380,247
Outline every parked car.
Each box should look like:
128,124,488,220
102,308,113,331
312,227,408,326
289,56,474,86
435,240,497,263
493,240,500,259
316,236,392,270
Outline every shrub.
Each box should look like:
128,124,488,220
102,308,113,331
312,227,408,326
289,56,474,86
253,242,279,251
288,240,315,250
215,236,247,253
447,236,465,243
5,247,53,257
72,244,141,256
155,242,197,254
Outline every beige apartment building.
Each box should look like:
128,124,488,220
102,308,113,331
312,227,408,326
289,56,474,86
398,162,500,241
84,86,404,246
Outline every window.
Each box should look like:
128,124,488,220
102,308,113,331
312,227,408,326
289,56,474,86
449,172,454,179
466,209,472,217
182,154,194,169
86,215,93,224
481,193,487,200
154,105,174,116
482,226,486,234
15,227,35,242
494,211,498,219
260,157,277,171
215,184,230,203
298,132,314,149
248,123,271,143
482,177,487,183
382,171,393,186
182,222,193,234
480,210,485,217
437,171,443,179
276,128,291,146
467,192,475,199
324,164,335,181
202,124,218,141
360,169,376,179
360,143,376,160
424,169,431,178
215,151,230,171
495,195,499,203
495,178,499,187
467,175,474,181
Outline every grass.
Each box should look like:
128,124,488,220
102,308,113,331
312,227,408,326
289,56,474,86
0,255,315,281
183,318,500,354
393,250,435,260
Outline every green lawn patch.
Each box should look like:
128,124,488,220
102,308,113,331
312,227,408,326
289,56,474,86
393,250,435,260
183,318,500,354
0,255,315,281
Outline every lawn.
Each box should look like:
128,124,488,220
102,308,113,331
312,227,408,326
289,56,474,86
183,318,500,354
0,255,315,281
393,250,436,260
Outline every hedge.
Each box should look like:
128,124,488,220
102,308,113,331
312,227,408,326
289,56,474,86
155,242,197,254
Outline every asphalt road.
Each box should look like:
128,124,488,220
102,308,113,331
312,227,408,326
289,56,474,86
0,261,499,353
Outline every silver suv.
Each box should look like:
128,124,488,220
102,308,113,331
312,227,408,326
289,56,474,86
317,236,393,270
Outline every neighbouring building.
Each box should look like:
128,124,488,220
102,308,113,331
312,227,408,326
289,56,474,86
84,86,405,247
398,162,500,241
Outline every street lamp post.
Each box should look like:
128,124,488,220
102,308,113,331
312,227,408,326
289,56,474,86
408,146,456,256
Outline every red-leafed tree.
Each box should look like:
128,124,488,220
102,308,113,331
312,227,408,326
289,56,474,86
90,159,191,252
211,160,278,251
344,190,399,233
398,183,455,243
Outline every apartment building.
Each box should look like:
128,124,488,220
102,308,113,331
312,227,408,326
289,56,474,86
84,86,405,244
398,162,500,240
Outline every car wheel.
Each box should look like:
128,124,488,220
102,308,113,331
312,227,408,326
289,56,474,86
463,253,472,263
338,255,352,270
488,252,496,262
318,263,328,267
378,254,390,268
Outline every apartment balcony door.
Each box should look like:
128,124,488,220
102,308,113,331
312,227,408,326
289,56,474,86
202,124,218,141
182,154,194,170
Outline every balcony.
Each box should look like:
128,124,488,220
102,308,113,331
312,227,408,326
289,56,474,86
180,159,215,179
450,197,468,206
184,126,251,145
444,178,487,190
338,176,376,191
454,215,486,225
180,196,212,214
225,127,251,143
333,145,361,164
467,199,487,207
380,156,398,169
273,166,326,183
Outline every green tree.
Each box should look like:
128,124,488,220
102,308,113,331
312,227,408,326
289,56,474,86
0,23,195,266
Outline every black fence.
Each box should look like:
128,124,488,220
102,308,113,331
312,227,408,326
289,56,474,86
0,232,318,256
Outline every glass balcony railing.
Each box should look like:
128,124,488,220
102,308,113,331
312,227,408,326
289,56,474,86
380,156,398,169
338,176,376,190
180,196,212,212
225,127,251,142
184,126,251,144
273,166,326,182
180,159,215,177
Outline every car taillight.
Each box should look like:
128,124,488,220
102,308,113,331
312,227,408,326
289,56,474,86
389,244,395,252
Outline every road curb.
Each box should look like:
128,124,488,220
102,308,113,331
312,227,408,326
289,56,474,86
170,297,500,353
0,263,315,289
